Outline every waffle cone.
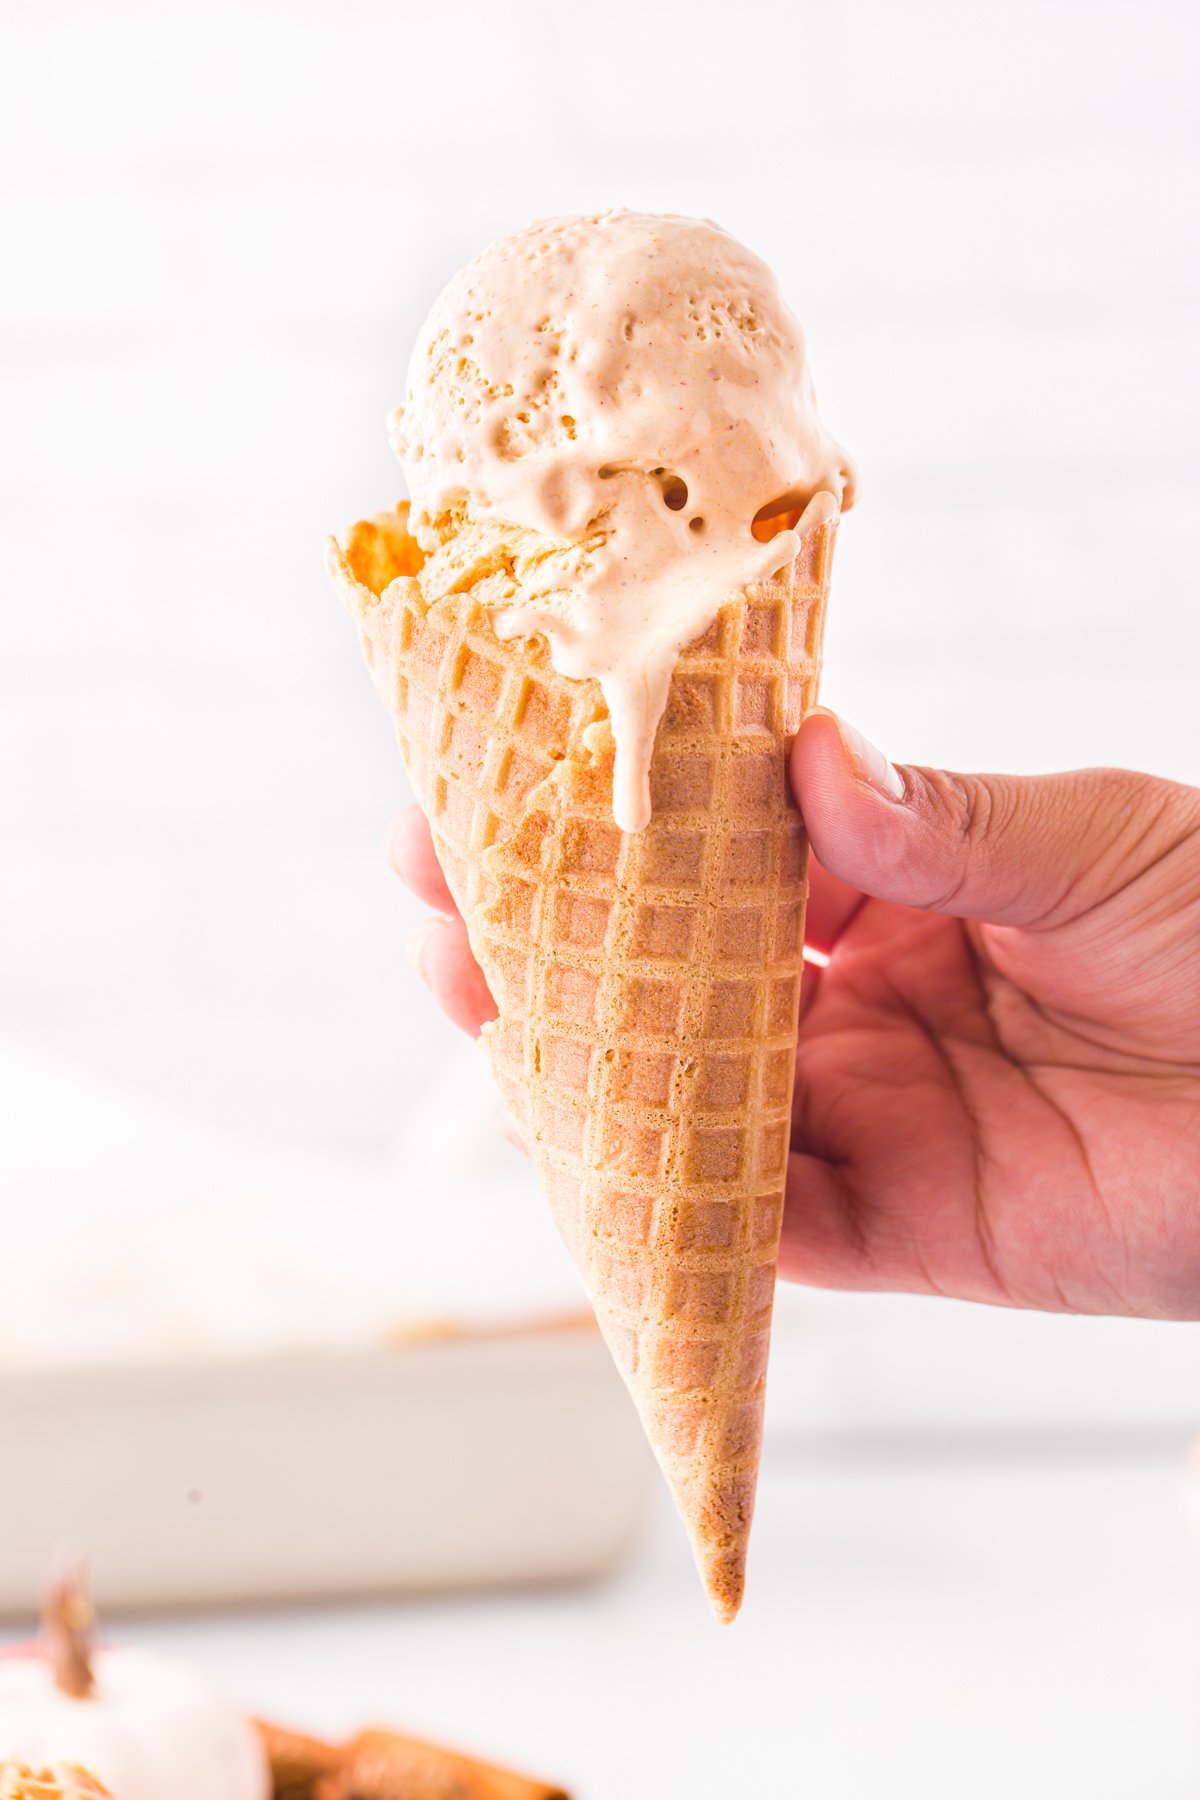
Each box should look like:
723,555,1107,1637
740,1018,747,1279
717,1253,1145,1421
330,504,835,1621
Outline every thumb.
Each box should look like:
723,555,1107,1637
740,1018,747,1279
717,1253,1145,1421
791,708,1193,931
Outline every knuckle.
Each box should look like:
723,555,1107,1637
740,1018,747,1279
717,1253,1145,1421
1075,768,1200,915
946,770,997,849
911,767,1009,910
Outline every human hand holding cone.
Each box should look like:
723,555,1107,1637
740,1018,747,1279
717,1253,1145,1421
331,211,853,1618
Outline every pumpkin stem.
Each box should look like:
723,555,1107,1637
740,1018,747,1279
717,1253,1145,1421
42,1549,95,1699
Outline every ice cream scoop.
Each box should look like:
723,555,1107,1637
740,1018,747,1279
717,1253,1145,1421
392,209,855,830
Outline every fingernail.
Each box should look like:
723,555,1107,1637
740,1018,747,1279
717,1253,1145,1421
406,916,443,977
831,713,906,800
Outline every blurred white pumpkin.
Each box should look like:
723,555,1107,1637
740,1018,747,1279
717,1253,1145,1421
0,1559,267,1800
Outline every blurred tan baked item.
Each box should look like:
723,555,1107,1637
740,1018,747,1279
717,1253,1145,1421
255,1722,342,1800
0,1767,112,1800
330,501,834,1620
256,1718,568,1800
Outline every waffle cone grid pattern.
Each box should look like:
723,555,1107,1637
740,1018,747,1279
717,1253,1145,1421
334,507,835,1619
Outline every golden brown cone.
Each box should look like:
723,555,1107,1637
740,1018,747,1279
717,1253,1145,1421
329,504,834,1620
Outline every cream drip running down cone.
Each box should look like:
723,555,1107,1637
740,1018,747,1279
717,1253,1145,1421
329,210,855,1621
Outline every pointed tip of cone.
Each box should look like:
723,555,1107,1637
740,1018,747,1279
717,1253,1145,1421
666,1453,758,1623
653,1412,760,1623
696,1542,747,1626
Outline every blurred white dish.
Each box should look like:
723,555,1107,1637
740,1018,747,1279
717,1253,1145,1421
0,1322,654,1616
0,1037,584,1369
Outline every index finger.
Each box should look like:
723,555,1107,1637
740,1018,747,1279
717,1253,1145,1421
386,805,459,915
805,853,866,954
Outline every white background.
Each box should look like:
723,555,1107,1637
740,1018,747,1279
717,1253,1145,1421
3,0,1200,1794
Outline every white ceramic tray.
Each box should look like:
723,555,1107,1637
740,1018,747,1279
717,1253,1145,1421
0,1320,654,1616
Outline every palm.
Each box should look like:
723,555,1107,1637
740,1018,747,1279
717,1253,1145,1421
390,740,1200,1324
786,877,1200,1317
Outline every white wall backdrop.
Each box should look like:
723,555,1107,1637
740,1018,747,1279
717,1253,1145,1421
2,0,1198,1400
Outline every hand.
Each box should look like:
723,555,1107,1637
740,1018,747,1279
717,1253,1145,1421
389,711,1200,1320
